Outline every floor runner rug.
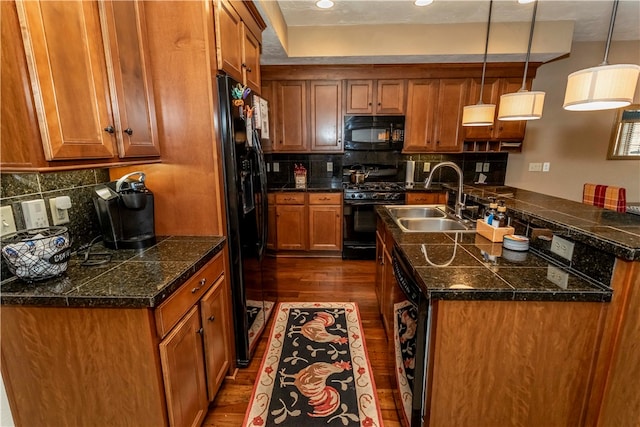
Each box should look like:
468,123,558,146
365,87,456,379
244,302,383,426
247,299,275,350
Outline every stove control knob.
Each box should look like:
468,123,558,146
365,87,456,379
372,194,378,199
350,194,356,199
358,193,364,198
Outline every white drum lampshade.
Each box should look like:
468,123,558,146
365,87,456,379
563,64,640,111
498,91,545,121
462,104,496,126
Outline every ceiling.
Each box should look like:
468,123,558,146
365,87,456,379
255,0,640,65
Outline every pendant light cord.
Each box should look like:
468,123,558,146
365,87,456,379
601,0,619,65
478,0,493,104
520,0,538,91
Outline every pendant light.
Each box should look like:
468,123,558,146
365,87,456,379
563,0,640,111
462,0,496,126
497,0,545,121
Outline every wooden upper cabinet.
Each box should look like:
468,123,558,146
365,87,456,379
310,81,342,152
345,79,405,115
464,77,527,141
404,79,468,153
102,1,159,158
260,81,275,153
12,0,159,163
274,81,308,152
214,0,263,94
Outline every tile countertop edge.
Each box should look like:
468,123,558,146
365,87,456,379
444,184,640,261
0,236,226,308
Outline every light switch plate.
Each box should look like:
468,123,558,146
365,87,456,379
49,198,70,225
476,162,483,172
0,206,17,236
551,235,574,261
21,199,50,230
423,162,430,172
483,162,490,172
273,162,280,172
528,162,542,172
542,162,550,172
326,162,333,172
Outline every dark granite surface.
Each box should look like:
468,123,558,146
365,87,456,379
448,184,640,261
268,178,344,192
377,206,612,303
0,236,226,308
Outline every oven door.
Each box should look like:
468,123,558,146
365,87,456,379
391,247,431,427
343,199,404,260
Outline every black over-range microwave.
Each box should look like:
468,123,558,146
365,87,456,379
343,115,405,151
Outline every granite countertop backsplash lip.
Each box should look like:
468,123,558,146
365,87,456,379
0,235,226,308
439,184,640,261
376,207,612,303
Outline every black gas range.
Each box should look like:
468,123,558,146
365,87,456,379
343,182,406,203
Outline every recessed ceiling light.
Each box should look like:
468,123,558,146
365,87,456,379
316,0,334,9
414,0,434,6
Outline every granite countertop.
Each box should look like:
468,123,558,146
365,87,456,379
0,236,226,308
268,178,344,192
377,206,612,303
444,184,640,261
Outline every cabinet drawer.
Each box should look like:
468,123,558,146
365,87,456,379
155,253,224,338
406,192,447,205
308,193,341,205
275,193,305,204
267,193,276,204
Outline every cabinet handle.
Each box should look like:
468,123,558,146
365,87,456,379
197,327,204,335
104,125,115,134
208,315,215,322
242,63,252,72
124,128,133,136
190,278,207,293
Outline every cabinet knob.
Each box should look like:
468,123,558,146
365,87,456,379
208,315,215,322
124,128,133,136
104,125,115,134
368,102,372,106
378,102,381,106
199,278,207,286
197,327,204,335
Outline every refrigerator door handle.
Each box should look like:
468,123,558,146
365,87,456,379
253,130,269,258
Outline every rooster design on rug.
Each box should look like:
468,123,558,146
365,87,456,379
289,311,348,344
279,360,352,417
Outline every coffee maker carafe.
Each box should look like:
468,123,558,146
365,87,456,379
93,172,156,249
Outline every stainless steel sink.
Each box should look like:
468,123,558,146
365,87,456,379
397,218,473,232
386,206,448,219
384,204,476,233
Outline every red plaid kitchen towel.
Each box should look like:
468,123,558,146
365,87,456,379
583,183,626,213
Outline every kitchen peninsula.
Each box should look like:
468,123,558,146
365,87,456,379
0,236,229,427
376,185,640,426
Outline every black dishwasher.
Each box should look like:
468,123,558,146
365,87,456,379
391,247,432,427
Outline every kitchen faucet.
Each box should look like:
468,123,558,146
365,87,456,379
424,161,465,218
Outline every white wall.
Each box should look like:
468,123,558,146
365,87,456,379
505,40,640,203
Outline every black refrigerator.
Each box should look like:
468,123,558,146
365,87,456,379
217,75,274,367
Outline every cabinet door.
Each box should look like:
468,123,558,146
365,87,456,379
200,276,231,401
159,306,208,427
376,79,406,114
242,25,261,94
463,77,500,141
214,0,243,83
102,1,160,158
267,202,277,250
310,81,342,152
17,0,117,160
495,78,527,140
274,81,308,152
276,204,307,250
308,205,342,251
403,80,438,152
375,228,385,310
260,81,275,153
382,246,396,338
432,79,468,152
345,80,374,114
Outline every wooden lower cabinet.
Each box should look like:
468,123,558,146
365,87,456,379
271,192,342,253
406,192,447,205
0,251,231,427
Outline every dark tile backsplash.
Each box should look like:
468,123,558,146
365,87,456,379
265,152,508,187
0,169,111,258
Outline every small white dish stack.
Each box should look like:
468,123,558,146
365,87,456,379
502,234,530,251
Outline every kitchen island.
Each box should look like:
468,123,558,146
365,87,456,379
376,185,640,427
1,236,230,427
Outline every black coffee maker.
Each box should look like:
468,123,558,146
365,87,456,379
93,172,156,249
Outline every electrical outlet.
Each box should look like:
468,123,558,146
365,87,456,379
551,235,575,261
483,162,490,172
423,162,430,172
21,199,50,230
542,162,550,172
476,162,483,172
266,163,271,172
0,206,17,236
547,265,569,289
528,162,542,172
273,162,279,172
326,161,333,172
49,198,70,225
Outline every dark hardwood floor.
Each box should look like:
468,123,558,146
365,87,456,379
203,257,401,426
